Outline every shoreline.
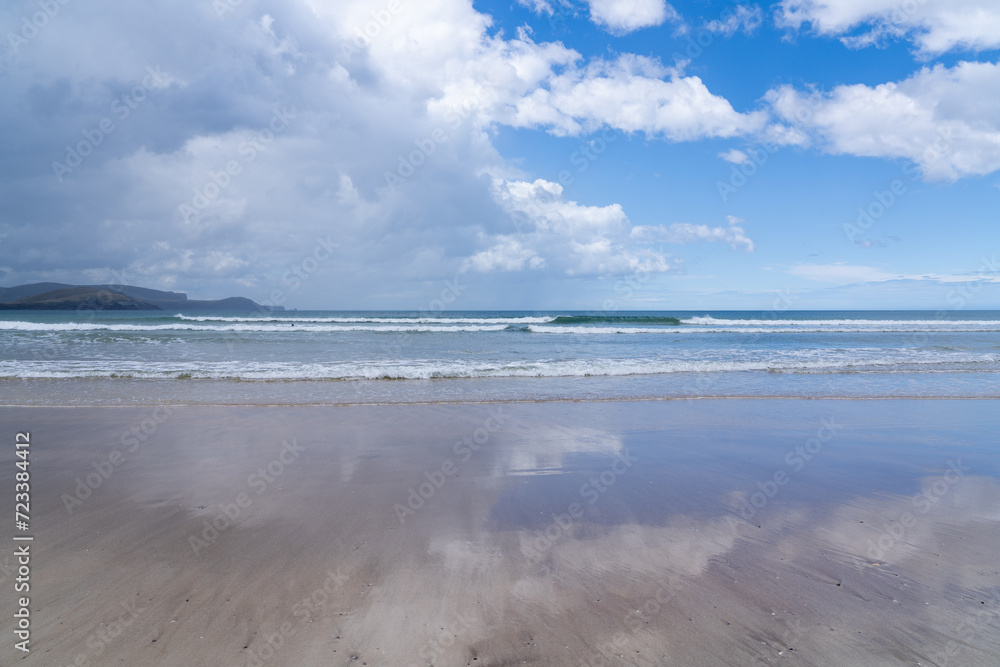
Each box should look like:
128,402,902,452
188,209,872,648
4,393,1000,409
3,370,999,408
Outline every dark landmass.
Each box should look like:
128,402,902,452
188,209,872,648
0,283,281,311
0,286,158,310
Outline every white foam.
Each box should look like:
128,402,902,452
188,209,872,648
175,314,553,324
679,316,1000,327
1,351,995,380
3,317,997,335
529,324,1000,334
0,321,509,333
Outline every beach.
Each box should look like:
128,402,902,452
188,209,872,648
9,0,1000,662
2,398,998,665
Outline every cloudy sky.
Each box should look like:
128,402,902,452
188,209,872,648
2,0,998,309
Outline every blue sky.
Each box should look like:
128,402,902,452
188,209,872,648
1,0,998,308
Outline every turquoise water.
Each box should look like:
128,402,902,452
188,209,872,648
2,310,999,403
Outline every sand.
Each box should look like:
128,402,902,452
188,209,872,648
1,399,998,666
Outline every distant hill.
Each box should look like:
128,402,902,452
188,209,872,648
0,283,281,311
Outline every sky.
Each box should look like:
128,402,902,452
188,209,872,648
1,0,999,309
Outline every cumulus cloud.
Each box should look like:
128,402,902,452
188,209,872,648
0,0,763,305
766,60,1000,180
586,0,680,35
516,0,681,35
344,8,763,140
776,0,1000,55
486,54,767,140
704,4,763,36
462,237,546,273
464,178,672,276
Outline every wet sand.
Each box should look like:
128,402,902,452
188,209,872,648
1,399,998,665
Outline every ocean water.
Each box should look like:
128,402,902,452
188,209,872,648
2,310,999,405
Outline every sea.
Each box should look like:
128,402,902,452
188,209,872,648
2,310,999,405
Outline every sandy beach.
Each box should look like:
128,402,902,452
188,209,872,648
2,399,998,666
6,0,1000,662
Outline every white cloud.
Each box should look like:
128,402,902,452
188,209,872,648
411,31,761,143
760,122,812,148
776,0,1000,55
704,4,763,36
462,236,545,272
515,0,682,35
0,0,761,305
789,263,897,283
719,149,752,164
489,54,766,140
464,178,672,276
517,0,556,14
498,179,629,238
630,221,755,252
766,60,1000,180
586,0,680,35
788,263,1000,285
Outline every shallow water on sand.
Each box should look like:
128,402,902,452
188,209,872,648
2,399,998,665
